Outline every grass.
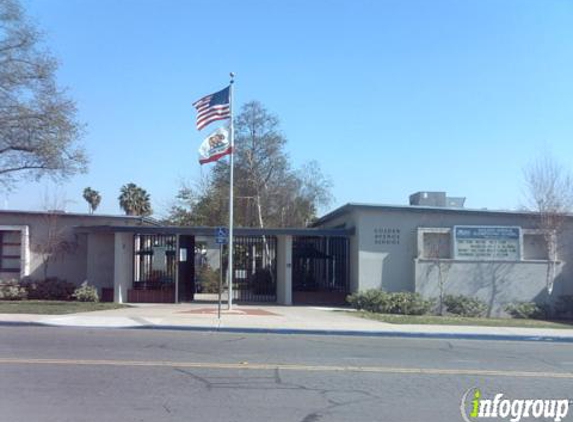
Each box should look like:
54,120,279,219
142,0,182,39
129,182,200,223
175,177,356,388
350,310,573,329
0,300,130,315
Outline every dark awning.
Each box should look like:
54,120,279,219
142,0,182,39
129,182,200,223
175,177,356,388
75,225,354,237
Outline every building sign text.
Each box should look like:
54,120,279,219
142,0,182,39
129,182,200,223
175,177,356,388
454,226,521,260
374,227,401,245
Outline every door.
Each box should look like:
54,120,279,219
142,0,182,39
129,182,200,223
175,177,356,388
178,235,195,301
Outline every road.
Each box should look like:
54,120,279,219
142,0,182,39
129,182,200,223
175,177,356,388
0,326,572,421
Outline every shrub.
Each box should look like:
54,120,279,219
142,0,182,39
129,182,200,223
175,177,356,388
443,295,487,317
347,289,390,313
504,302,547,319
347,289,433,315
72,281,99,302
196,266,220,293
385,292,434,315
23,277,76,300
0,280,27,300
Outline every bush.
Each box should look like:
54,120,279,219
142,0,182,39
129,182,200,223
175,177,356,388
504,302,547,319
196,266,220,293
386,292,434,315
443,295,487,317
72,281,99,302
0,280,27,300
347,289,433,315
23,277,76,301
347,289,391,313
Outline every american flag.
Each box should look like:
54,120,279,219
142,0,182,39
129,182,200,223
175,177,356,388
193,86,230,131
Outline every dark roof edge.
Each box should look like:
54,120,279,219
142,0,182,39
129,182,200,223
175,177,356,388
75,225,354,237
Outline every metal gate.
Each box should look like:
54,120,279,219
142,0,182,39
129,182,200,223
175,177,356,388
227,235,277,303
130,234,177,303
292,236,349,304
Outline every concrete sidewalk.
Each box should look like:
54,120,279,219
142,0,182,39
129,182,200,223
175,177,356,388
2,303,573,342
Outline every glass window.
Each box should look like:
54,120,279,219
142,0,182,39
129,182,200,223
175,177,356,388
422,232,451,259
523,234,549,260
0,231,21,273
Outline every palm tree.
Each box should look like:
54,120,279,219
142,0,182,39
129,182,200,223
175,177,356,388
118,183,152,216
82,187,101,214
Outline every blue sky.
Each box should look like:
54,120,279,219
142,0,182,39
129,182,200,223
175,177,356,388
5,0,573,217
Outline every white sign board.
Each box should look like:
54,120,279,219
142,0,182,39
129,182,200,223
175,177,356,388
454,226,521,261
152,246,168,271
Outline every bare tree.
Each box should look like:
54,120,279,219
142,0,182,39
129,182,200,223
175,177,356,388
33,209,77,279
35,210,78,279
165,175,228,226
424,231,451,315
523,152,573,294
0,0,87,189
292,160,333,226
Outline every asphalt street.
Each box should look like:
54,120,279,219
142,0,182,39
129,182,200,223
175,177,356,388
0,326,572,422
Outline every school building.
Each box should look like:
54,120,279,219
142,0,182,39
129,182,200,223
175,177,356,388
1,191,570,314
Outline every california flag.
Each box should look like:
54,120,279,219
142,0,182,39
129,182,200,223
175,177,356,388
198,127,232,164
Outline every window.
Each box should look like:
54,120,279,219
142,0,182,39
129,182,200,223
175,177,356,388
0,230,22,273
418,226,555,262
422,232,451,259
522,230,550,260
418,228,452,259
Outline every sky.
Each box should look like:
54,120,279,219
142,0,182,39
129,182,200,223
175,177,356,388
4,0,573,217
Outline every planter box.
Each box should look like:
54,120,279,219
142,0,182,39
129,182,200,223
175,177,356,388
101,288,114,303
127,287,175,303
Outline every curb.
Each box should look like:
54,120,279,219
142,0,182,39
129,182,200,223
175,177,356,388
2,320,573,343
135,325,573,343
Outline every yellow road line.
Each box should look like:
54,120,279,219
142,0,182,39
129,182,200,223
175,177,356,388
0,357,570,379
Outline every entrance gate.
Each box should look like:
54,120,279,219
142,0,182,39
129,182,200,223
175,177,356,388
229,235,277,303
292,236,349,305
130,234,177,303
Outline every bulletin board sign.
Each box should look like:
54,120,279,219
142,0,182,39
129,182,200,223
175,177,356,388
454,226,521,261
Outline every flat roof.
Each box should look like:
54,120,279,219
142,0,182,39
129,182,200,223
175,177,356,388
75,225,354,237
0,209,160,225
313,202,553,226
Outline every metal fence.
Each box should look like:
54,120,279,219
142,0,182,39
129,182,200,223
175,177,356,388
292,236,349,293
133,234,177,290
226,235,277,302
130,233,348,304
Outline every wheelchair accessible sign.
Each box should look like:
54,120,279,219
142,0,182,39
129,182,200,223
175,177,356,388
215,227,228,245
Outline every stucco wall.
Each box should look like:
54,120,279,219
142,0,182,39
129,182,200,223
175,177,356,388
355,209,418,292
415,259,563,316
355,208,571,290
0,211,149,286
86,233,115,290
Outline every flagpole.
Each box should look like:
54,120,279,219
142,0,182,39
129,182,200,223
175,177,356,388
228,72,235,310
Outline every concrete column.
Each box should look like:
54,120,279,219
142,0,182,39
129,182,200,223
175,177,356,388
87,233,115,292
114,232,134,303
276,235,292,305
19,226,30,278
